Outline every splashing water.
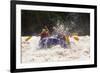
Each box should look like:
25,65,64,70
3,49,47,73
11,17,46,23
21,35,90,63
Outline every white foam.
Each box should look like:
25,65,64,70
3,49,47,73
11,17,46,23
21,36,90,63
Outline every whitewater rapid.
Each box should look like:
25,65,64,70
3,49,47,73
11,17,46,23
21,36,90,63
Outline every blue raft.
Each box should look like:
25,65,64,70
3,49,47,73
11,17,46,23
39,37,67,48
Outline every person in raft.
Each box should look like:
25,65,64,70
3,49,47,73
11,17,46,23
38,26,50,48
65,32,79,48
39,26,49,40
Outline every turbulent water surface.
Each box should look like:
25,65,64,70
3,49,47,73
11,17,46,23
21,36,90,63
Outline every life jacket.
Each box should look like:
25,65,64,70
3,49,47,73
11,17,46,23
40,31,49,39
